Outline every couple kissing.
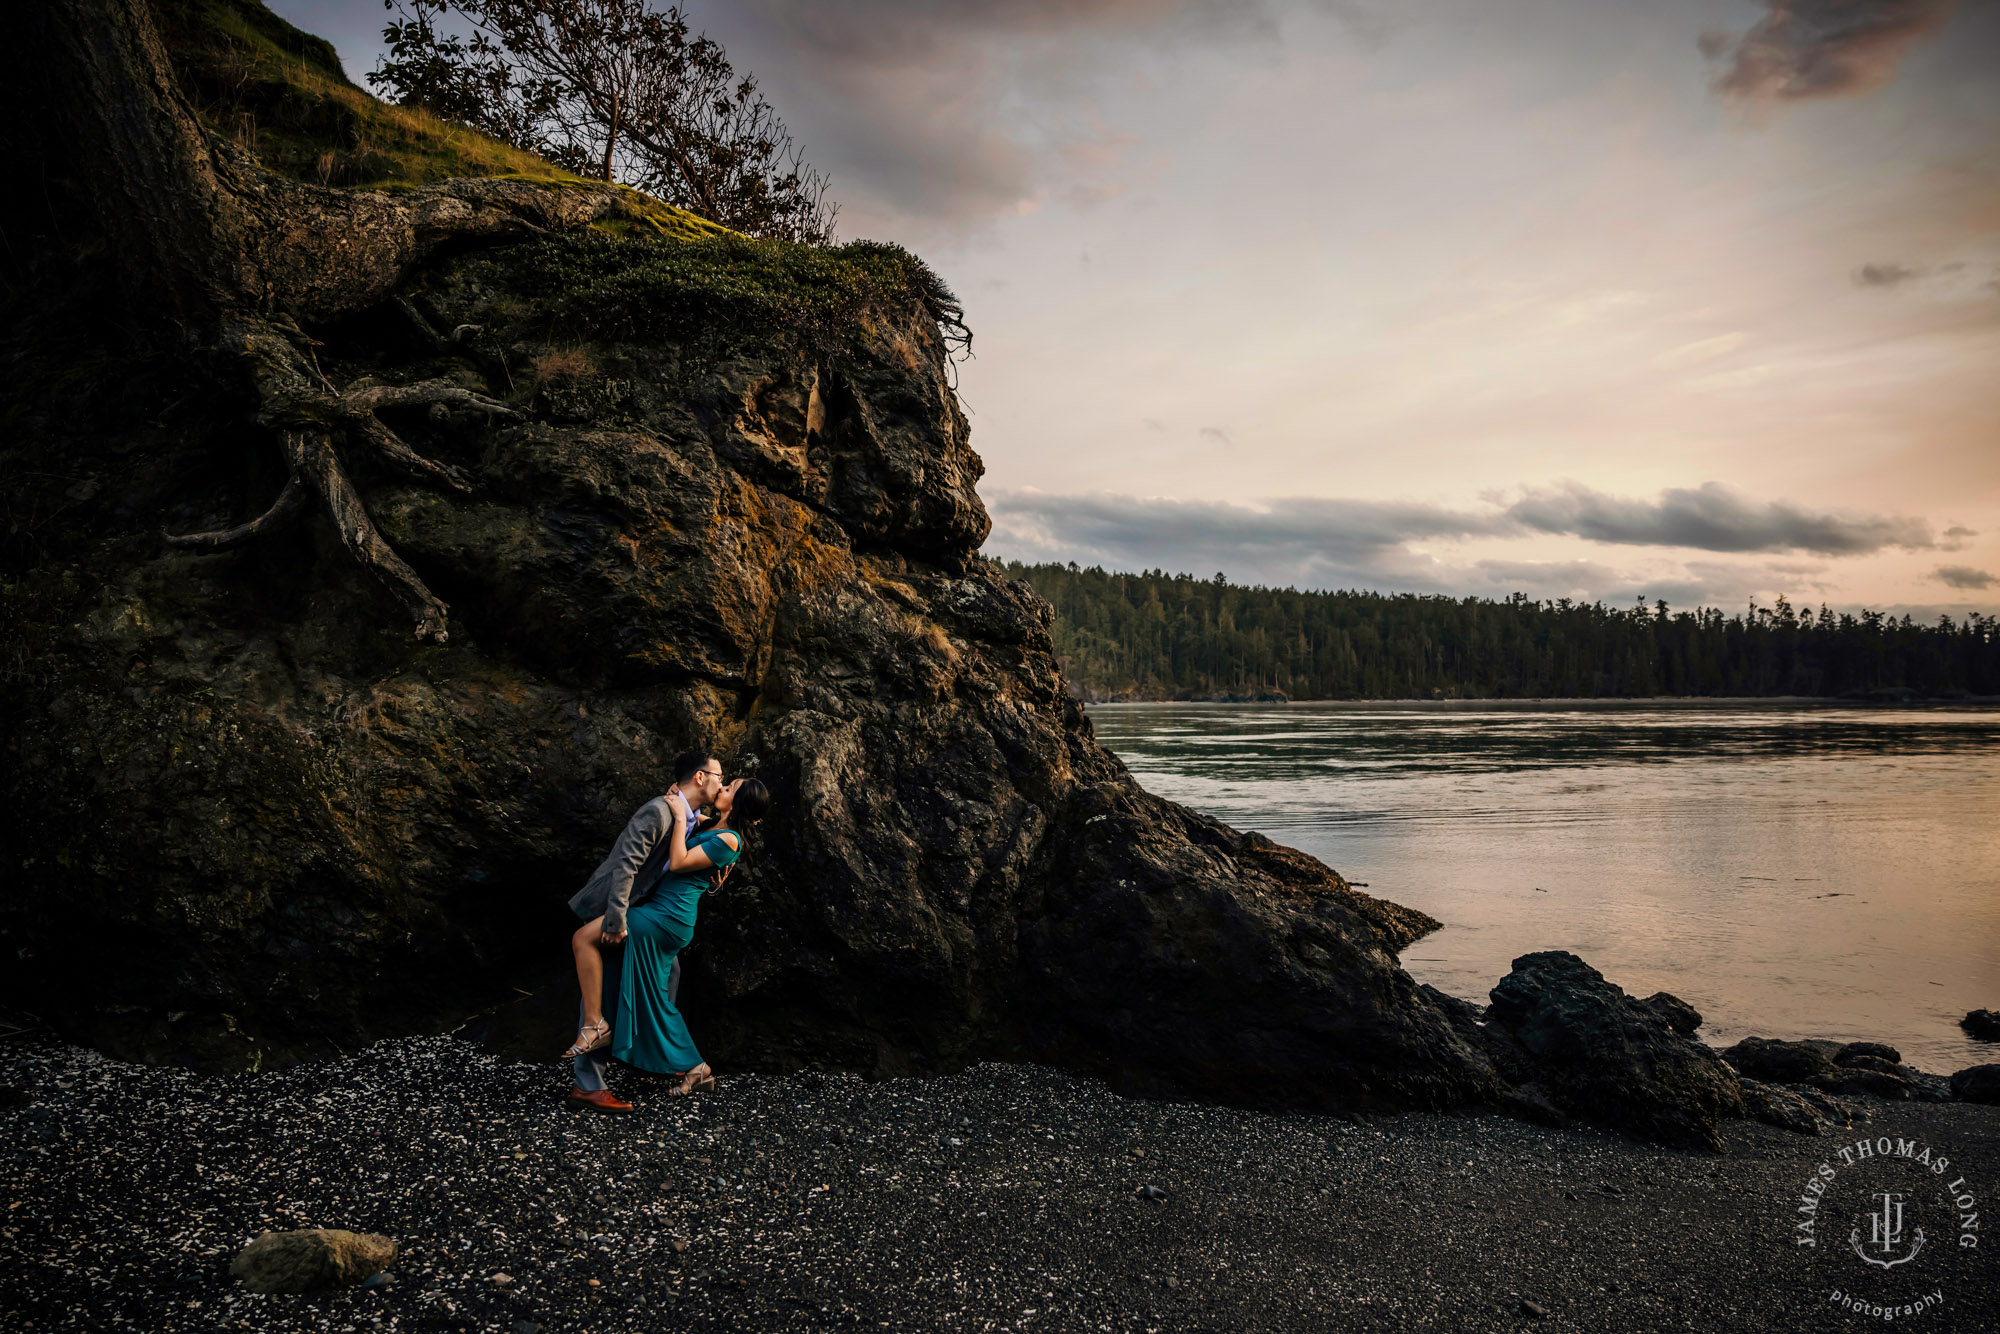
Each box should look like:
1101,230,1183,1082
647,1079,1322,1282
562,749,770,1112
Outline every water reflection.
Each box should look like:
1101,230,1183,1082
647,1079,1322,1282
1089,701,2000,1072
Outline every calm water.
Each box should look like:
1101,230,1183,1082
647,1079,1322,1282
1087,701,2000,1073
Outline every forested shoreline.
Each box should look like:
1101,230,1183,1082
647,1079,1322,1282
1005,562,2000,700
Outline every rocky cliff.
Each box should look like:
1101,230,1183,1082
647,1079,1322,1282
0,199,1503,1113
5,3,1801,1154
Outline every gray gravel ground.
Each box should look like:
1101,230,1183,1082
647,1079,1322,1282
2,1035,1995,1333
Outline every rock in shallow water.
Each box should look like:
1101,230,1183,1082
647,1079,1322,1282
229,1229,396,1293
1962,1010,2000,1041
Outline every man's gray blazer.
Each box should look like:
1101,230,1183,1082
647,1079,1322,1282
568,796,683,936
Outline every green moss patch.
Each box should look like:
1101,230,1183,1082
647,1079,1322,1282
515,233,942,349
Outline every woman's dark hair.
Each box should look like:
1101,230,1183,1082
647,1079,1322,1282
701,780,769,882
729,778,771,827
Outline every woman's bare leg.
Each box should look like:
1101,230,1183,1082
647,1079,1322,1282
572,916,608,1028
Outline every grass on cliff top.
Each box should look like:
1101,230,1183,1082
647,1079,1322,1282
161,2,965,344
161,0,723,241
518,232,948,347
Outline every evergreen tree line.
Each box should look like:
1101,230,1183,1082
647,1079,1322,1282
1003,562,2000,700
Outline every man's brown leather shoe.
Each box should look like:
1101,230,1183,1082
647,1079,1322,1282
567,1085,634,1114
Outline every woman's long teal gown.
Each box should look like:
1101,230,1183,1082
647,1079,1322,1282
611,827,741,1074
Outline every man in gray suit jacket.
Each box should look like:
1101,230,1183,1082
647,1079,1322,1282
565,749,724,1111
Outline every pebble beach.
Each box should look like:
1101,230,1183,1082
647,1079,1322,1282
4,1030,1997,1333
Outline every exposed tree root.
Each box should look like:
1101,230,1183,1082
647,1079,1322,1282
341,379,514,415
40,0,642,643
339,378,519,495
166,326,523,643
284,429,450,644
393,297,486,356
161,472,307,551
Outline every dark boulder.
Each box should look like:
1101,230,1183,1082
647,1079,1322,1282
1642,992,1703,1037
1728,1041,1952,1104
1808,1067,1912,1101
1951,1065,2000,1105
1496,1082,1569,1129
1016,784,1488,1110
1739,1078,1866,1133
1739,1078,1821,1135
1482,951,1745,1150
1962,1011,2000,1042
1835,1053,1905,1078
1720,1037,1835,1084
1834,1042,1902,1066
1903,1069,1957,1103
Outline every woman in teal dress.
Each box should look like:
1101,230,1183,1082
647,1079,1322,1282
613,776,770,1095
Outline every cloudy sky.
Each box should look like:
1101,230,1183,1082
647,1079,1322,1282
283,0,2000,615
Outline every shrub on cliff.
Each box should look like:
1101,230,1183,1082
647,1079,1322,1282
370,0,837,243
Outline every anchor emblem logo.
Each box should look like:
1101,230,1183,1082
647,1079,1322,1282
1849,1192,1925,1269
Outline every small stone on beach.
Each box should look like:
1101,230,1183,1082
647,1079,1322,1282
229,1228,398,1294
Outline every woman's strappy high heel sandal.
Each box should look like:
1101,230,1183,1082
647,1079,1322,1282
668,1064,715,1096
562,1019,612,1060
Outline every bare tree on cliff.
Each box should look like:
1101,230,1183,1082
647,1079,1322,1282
18,0,658,642
371,0,837,244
